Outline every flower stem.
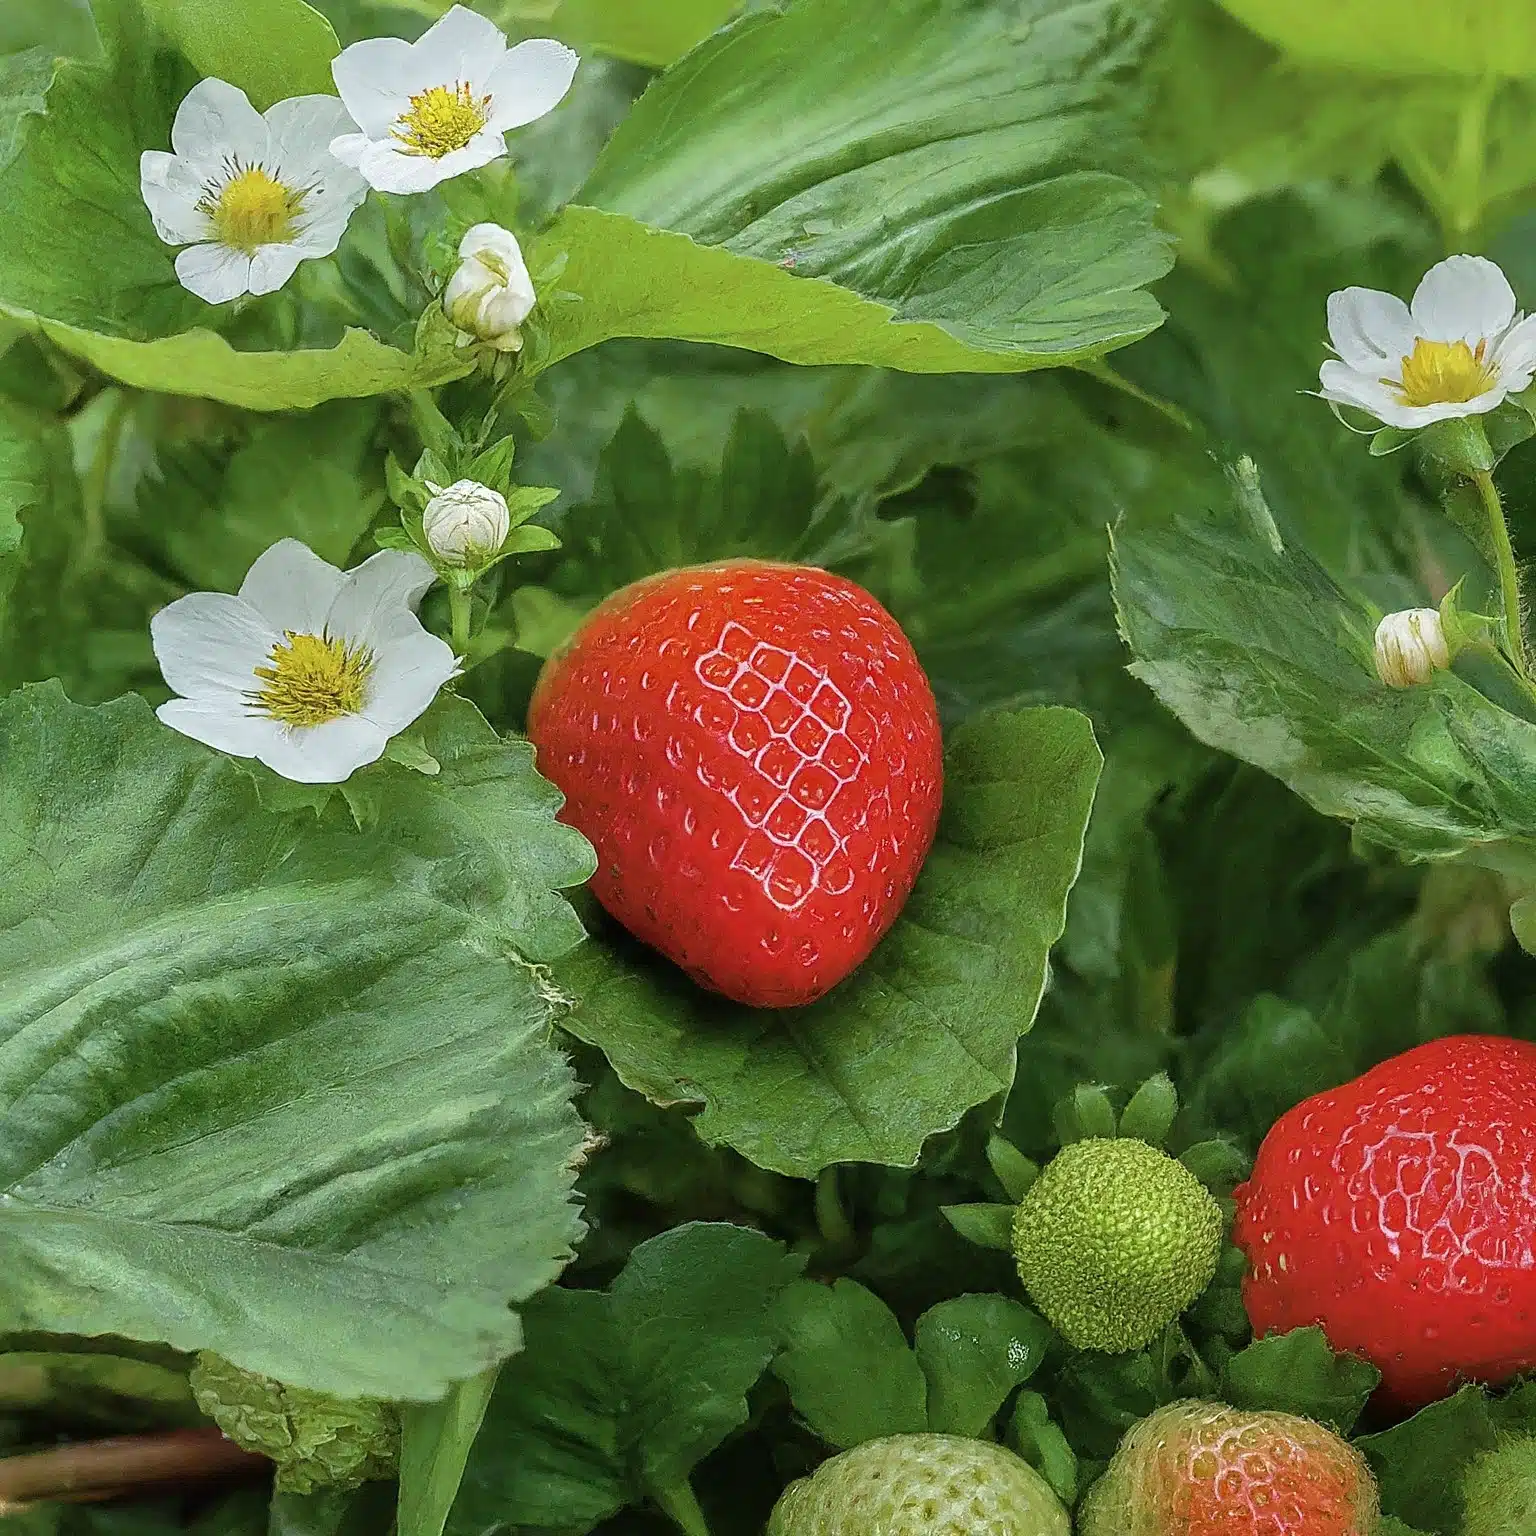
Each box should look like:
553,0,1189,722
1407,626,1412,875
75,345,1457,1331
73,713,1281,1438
448,584,472,657
0,1428,267,1511
815,1166,857,1254
1474,469,1526,675
652,1479,712,1536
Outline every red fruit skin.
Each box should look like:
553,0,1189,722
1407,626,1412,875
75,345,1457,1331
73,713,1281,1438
1233,1034,1536,1410
527,560,943,1008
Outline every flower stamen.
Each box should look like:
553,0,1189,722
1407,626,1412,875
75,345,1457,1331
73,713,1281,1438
197,161,308,254
249,631,374,728
1389,337,1499,409
391,82,492,158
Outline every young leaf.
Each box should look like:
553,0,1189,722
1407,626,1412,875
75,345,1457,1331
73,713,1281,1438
771,1278,928,1451
555,707,1103,1176
1219,1327,1381,1436
447,1224,804,1533
140,0,339,107
0,685,588,1401
1118,1073,1179,1147
913,1295,1053,1438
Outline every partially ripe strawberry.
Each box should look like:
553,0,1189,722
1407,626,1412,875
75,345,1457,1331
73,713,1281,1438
1233,1034,1536,1408
1078,1400,1377,1536
528,561,943,1007
767,1434,1069,1536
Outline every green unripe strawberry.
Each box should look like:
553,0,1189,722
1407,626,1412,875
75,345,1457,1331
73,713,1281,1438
1462,1437,1536,1536
767,1433,1069,1536
1011,1137,1222,1352
189,1353,399,1494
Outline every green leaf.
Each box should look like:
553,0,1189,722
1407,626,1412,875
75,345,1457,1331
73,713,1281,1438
0,10,466,408
447,1223,804,1533
913,1295,1052,1438
529,0,1172,373
141,0,340,106
1216,0,1536,77
1111,460,1536,861
543,0,739,68
770,1278,928,1451
1118,1073,1178,1147
1219,1327,1381,1436
0,684,587,1401
397,1368,499,1536
940,1203,1018,1253
555,707,1102,1177
0,48,53,172
1008,1391,1078,1505
0,398,56,644
1356,1385,1502,1535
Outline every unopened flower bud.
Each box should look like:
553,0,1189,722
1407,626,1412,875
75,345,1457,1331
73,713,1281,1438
1374,608,1450,689
423,479,511,567
443,223,536,352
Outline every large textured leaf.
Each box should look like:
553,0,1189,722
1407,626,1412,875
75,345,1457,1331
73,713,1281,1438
1112,460,1536,861
0,4,464,409
555,708,1102,1177
447,1223,804,1534
0,686,590,1401
544,0,739,68
141,0,339,105
1216,0,1536,77
542,0,1171,371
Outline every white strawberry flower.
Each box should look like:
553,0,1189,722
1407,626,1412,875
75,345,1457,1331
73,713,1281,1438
443,223,536,351
329,5,579,194
140,80,368,304
151,540,460,784
1320,255,1536,429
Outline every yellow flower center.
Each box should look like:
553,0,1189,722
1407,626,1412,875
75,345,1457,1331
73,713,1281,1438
392,82,492,158
201,164,307,254
249,631,374,728
1391,337,1499,408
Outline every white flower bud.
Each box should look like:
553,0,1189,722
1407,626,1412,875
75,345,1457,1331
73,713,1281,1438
423,479,510,567
443,223,536,352
1374,608,1450,689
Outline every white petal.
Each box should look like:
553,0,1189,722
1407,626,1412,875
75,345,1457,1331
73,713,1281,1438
139,151,210,245
1410,255,1517,344
150,592,276,702
413,4,509,89
238,539,347,634
265,95,366,183
175,244,254,304
362,632,460,734
331,35,418,140
1319,360,1507,428
485,38,579,132
256,716,390,784
354,132,504,193
1492,314,1536,387
246,242,308,295
325,550,438,649
157,698,282,759
1325,286,1414,372
171,78,269,166
330,132,370,169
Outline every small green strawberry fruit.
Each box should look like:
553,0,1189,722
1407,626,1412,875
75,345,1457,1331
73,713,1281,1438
1012,1137,1222,1352
767,1433,1069,1536
189,1353,399,1494
1463,1436,1536,1536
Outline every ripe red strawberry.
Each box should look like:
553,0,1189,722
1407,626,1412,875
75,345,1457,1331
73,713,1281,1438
527,560,943,1008
1233,1034,1536,1409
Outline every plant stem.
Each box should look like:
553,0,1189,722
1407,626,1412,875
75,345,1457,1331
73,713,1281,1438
0,1429,267,1512
449,584,473,656
1474,469,1526,675
815,1166,856,1253
652,1478,712,1536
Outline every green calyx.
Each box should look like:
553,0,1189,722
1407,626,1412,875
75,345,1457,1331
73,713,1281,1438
189,1353,400,1494
767,1434,1069,1536
1010,1138,1222,1353
1463,1436,1536,1536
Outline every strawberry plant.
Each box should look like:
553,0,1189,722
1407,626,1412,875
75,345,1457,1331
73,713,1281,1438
5,2,1536,1535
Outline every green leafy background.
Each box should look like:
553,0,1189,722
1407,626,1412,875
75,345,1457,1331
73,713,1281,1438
6,0,1536,1533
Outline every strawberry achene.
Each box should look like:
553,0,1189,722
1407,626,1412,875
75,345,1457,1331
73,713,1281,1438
528,560,943,1008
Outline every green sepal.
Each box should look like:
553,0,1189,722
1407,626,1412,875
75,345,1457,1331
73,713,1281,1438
1367,426,1416,457
1008,1390,1078,1504
986,1135,1041,1202
1118,1073,1179,1147
1053,1084,1118,1145
940,1203,1017,1252
1177,1138,1251,1195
